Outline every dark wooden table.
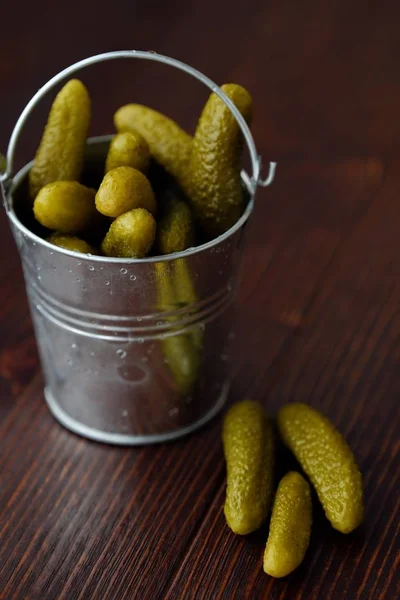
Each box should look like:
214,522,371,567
1,1,399,598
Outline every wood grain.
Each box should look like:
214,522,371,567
1,1,399,599
165,161,400,600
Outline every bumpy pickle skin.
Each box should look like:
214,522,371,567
33,181,97,234
96,166,156,218
29,79,91,199
157,197,195,256
105,131,150,173
187,83,253,238
277,403,364,534
263,471,312,578
223,400,275,535
114,104,192,190
47,233,95,254
101,208,156,258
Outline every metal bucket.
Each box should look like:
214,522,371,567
0,51,276,445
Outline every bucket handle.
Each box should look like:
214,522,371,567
0,50,276,208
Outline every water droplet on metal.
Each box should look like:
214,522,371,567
77,261,82,266
122,410,128,417
76,278,81,282
120,267,128,275
37,275,42,280
130,274,137,281
71,343,77,349
88,265,95,271
118,365,147,382
117,349,127,358
169,407,179,417
90,351,96,357
105,281,110,286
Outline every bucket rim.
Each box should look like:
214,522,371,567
1,50,276,189
7,136,255,264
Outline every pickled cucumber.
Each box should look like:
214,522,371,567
33,181,97,234
114,104,192,190
155,262,177,313
105,131,150,173
101,208,156,258
173,258,203,349
223,400,274,535
155,262,201,395
155,193,201,347
157,197,195,255
29,79,91,199
47,233,95,254
161,333,201,396
96,166,156,218
278,403,364,533
173,259,198,307
187,83,253,238
263,472,312,578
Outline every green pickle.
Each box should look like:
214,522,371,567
105,131,150,173
155,263,201,396
102,208,156,258
223,400,274,535
263,472,312,578
47,233,95,254
29,79,91,199
155,193,202,369
278,403,364,534
33,181,97,234
96,166,156,218
187,83,253,238
160,332,201,397
173,258,203,350
114,104,192,190
157,197,195,255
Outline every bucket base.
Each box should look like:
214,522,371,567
44,383,229,445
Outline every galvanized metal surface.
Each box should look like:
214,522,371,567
1,51,276,444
